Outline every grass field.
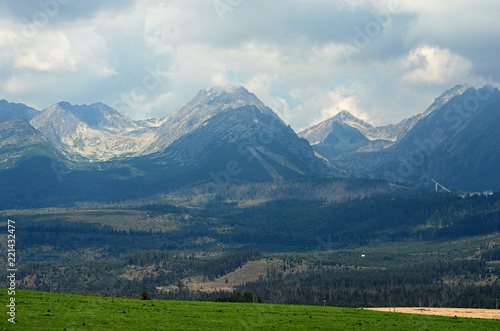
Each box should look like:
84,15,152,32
1,290,498,330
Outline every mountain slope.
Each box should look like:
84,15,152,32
298,111,393,159
299,110,372,145
0,117,72,208
337,85,500,190
147,86,280,153
0,99,39,121
299,84,470,161
375,84,471,142
0,117,61,169
2,83,495,208
136,86,334,182
30,102,157,160
25,87,282,161
0,86,337,208
142,104,332,184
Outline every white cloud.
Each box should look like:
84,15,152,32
314,84,371,124
1,20,116,77
14,32,79,72
401,45,472,84
136,91,175,117
0,0,498,132
2,75,38,94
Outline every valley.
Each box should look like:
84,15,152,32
1,83,499,328
1,84,500,212
2,1,499,329
1,190,499,308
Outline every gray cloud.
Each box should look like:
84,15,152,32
0,0,498,130
0,0,135,22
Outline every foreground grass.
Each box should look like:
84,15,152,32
1,290,498,330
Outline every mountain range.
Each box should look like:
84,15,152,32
298,84,471,157
0,86,328,208
299,84,500,191
0,84,499,208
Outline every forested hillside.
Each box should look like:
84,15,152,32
1,191,499,307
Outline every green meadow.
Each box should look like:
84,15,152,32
1,290,498,330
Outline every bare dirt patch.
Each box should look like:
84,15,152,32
184,259,270,292
119,265,159,281
365,307,500,319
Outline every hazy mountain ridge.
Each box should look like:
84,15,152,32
28,102,160,161
2,84,472,165
0,117,61,169
0,85,335,208
333,85,500,190
2,86,287,162
298,84,470,158
375,84,471,142
298,111,394,160
0,99,40,122
146,86,282,154
0,83,498,207
151,104,328,181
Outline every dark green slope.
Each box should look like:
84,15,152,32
0,118,60,169
0,118,70,209
0,99,39,121
338,86,500,191
139,105,331,183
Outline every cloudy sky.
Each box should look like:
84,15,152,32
1,0,499,130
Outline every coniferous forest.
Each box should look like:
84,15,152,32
2,187,499,308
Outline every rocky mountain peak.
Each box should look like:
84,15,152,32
423,84,469,115
149,85,282,152
0,99,40,121
300,84,472,148
335,110,355,119
298,110,373,146
28,101,154,160
54,101,71,109
206,85,248,95
332,110,371,127
41,101,136,132
187,85,270,115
